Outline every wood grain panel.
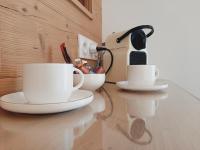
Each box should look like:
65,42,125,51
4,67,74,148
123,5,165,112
0,78,22,96
0,0,101,41
0,0,102,95
0,45,2,75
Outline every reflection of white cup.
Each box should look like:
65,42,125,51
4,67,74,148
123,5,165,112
127,99,158,117
128,65,159,86
23,64,84,104
119,91,168,117
0,106,94,150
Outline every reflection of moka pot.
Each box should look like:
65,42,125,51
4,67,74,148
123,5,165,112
103,25,154,82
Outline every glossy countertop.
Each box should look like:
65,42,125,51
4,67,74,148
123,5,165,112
1,81,200,150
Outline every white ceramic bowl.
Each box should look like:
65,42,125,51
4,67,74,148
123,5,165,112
74,74,105,91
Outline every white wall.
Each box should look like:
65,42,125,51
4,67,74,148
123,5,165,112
102,0,200,98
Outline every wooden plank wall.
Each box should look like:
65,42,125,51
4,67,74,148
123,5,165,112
0,0,102,95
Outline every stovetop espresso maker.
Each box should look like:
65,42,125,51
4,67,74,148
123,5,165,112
103,25,154,82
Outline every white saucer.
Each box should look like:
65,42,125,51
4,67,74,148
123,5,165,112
116,80,168,91
0,90,94,114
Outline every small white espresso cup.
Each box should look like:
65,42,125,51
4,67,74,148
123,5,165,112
127,65,159,86
23,63,84,104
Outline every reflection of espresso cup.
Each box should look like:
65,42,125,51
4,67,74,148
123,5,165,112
127,99,158,117
127,65,159,86
119,91,168,117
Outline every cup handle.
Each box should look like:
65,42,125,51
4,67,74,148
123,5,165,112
155,68,159,79
73,68,84,91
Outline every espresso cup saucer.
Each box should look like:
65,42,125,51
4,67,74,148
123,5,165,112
0,90,94,114
116,80,168,91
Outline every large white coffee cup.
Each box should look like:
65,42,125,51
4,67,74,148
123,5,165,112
128,65,159,86
23,63,84,104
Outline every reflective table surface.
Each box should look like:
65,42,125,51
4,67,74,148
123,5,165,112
1,81,200,150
